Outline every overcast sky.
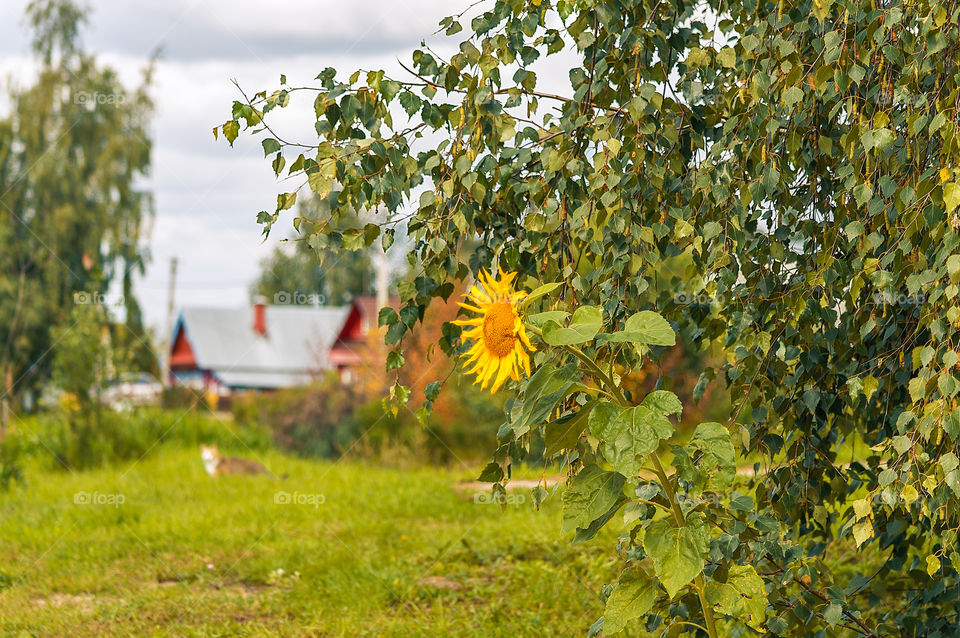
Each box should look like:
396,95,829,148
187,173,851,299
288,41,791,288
0,0,474,338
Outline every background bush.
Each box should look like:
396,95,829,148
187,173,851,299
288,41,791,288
233,375,372,458
0,433,26,491
161,385,212,412
231,372,504,464
19,407,269,471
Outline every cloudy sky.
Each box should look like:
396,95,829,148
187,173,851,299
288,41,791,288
0,0,473,337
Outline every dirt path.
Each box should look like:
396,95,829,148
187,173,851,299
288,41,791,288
454,476,564,494
454,462,771,495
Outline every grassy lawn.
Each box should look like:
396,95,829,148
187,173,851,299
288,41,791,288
0,446,616,637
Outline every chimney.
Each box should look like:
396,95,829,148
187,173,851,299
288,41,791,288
253,296,268,336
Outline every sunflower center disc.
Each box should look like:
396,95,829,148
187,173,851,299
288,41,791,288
482,302,517,357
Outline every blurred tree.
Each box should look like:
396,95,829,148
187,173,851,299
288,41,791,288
251,193,373,306
51,303,108,413
0,0,155,433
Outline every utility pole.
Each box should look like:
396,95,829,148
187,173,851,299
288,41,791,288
160,257,178,387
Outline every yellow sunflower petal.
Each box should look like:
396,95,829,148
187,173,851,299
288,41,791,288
467,285,491,304
490,271,508,295
517,324,535,352
509,359,520,382
498,268,517,287
454,268,536,393
516,341,531,376
490,357,515,393
459,328,482,341
479,269,497,294
451,317,484,326
457,301,485,313
462,344,486,366
478,357,499,389
464,350,490,374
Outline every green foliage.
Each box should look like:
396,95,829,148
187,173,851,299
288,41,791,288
0,433,26,492
231,377,366,458
541,305,603,345
250,194,376,306
589,402,673,474
0,0,154,419
25,407,269,471
231,374,502,464
51,303,108,409
685,421,737,487
602,565,657,634
560,465,625,534
643,514,709,599
503,313,764,635
223,0,960,633
705,565,767,631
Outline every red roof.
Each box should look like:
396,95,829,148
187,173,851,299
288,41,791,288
332,295,399,344
169,325,197,369
328,296,398,367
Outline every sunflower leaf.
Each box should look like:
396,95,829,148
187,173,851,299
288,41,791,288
544,399,597,456
589,402,673,477
573,496,627,543
689,422,736,487
514,362,581,436
521,282,562,309
542,305,603,345
641,390,683,417
561,465,626,533
705,565,767,630
527,310,570,327
604,565,659,634
597,311,675,346
643,513,709,598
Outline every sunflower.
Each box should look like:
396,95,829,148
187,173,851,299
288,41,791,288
453,268,535,393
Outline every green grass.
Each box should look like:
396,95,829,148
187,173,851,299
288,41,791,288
0,446,616,637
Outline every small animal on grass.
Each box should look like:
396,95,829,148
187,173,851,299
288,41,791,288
200,444,270,477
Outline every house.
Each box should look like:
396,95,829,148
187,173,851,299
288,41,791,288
328,296,391,384
168,296,386,393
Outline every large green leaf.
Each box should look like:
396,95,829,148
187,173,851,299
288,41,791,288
948,254,960,283
689,422,736,486
589,402,674,477
642,513,709,598
544,400,596,456
641,390,683,417
561,466,626,533
597,310,675,346
542,305,603,345
521,282,561,308
572,497,627,544
603,565,658,634
526,310,569,327
513,362,580,436
705,565,767,630
945,182,960,213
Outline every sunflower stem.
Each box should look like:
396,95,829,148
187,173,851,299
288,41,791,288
526,324,719,638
